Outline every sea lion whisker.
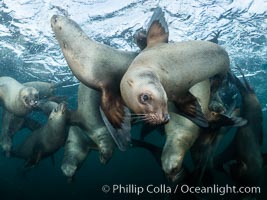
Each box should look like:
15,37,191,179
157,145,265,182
129,116,147,119
133,118,149,123
128,113,147,116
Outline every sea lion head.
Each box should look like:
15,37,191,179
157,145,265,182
20,87,39,108
49,103,67,121
121,69,170,125
61,162,77,178
162,152,185,182
51,15,83,53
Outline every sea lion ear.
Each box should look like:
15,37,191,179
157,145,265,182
146,7,169,48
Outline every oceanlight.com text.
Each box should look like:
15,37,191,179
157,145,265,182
101,184,261,196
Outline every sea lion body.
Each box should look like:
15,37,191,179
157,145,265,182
0,110,25,156
11,103,67,166
120,41,229,125
215,71,263,187
24,81,56,98
51,15,139,150
230,71,263,186
70,84,115,163
50,16,137,91
0,109,41,157
51,15,137,131
61,126,97,180
162,79,210,182
0,76,39,116
0,79,60,156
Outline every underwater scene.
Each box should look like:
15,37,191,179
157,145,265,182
0,0,266,199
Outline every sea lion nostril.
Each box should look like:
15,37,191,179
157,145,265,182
53,15,58,24
163,113,170,123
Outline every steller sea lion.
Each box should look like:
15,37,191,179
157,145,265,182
162,79,210,182
69,83,116,160
24,81,57,99
61,126,98,181
0,79,66,157
120,9,230,127
0,76,39,117
51,15,137,149
10,103,68,167
0,109,41,157
215,68,264,188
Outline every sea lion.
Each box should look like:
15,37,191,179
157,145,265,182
0,109,41,157
162,79,210,182
215,68,264,188
0,76,39,116
190,104,241,186
0,79,63,157
10,103,68,167
51,15,137,149
61,126,98,181
120,10,230,127
69,83,116,161
23,81,57,99
0,100,59,157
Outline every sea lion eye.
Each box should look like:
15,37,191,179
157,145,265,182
140,93,151,104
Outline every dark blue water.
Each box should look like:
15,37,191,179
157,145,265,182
0,0,266,199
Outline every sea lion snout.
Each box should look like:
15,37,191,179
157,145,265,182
51,15,59,26
21,87,39,108
162,113,170,124
61,163,77,178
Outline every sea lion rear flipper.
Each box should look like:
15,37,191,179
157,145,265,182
134,8,168,50
146,7,169,47
99,106,131,151
174,92,209,128
25,150,42,168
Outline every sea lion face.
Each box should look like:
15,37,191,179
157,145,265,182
162,153,185,182
20,87,39,108
51,15,82,53
121,71,170,125
49,103,67,120
61,163,77,178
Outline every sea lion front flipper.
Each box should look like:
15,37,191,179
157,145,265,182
208,112,247,129
146,7,169,47
99,106,131,151
208,100,247,129
25,150,42,168
174,92,209,128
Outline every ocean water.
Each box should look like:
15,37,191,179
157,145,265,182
0,0,266,199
